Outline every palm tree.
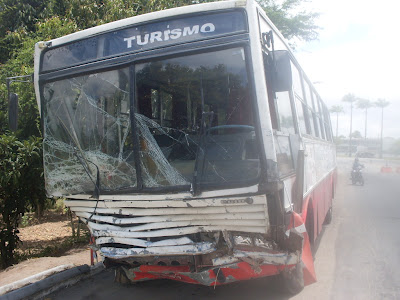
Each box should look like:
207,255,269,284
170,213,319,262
329,105,344,139
356,98,372,140
375,99,390,158
342,93,357,156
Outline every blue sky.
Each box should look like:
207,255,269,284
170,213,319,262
294,0,400,138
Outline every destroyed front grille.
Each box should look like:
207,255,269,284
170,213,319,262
65,195,269,258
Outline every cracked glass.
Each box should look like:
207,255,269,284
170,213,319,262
43,68,136,196
135,47,260,188
42,47,260,196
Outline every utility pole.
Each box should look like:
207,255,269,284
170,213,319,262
375,99,390,159
342,94,356,157
380,106,383,159
349,101,353,156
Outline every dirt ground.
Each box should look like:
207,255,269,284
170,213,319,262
0,211,93,287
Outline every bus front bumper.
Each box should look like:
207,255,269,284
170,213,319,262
121,262,293,286
114,249,307,286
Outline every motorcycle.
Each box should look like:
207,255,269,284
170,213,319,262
351,166,364,185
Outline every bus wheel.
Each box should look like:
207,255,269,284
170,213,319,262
115,267,132,285
305,204,315,254
281,263,304,294
324,205,333,225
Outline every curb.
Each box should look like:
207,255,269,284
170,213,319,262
0,264,75,296
0,263,104,300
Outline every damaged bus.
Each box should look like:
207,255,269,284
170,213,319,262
33,0,336,292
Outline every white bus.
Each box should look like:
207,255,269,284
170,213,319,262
34,0,336,292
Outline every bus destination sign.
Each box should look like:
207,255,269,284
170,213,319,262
42,11,247,72
123,23,216,48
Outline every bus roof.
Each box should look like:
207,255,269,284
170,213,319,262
39,0,247,48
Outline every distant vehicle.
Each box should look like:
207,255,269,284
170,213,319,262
351,158,364,185
357,152,375,158
351,166,364,185
31,0,337,293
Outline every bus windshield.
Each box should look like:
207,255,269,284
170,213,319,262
42,47,260,196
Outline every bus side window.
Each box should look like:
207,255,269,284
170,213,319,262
262,52,295,134
322,104,333,141
303,80,316,137
294,96,307,135
310,90,320,137
316,97,326,140
291,63,308,135
275,92,296,134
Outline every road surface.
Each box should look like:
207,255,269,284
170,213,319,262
48,158,400,300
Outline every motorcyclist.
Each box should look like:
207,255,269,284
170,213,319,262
352,157,364,170
351,157,364,185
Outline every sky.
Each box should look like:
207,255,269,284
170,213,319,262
294,0,400,139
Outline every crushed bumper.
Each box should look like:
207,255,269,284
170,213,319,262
121,261,295,286
115,247,303,286
107,212,316,287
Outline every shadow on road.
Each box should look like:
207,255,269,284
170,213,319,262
312,223,327,257
53,268,293,300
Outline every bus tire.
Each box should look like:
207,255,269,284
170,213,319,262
305,203,315,252
115,267,132,285
281,263,304,295
324,205,332,225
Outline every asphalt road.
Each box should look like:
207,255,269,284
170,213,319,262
49,158,400,300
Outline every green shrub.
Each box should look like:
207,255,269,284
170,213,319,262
0,133,45,269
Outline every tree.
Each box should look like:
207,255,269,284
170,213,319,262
61,0,320,44
375,99,390,158
0,0,49,63
342,93,357,156
0,16,77,269
0,17,78,138
257,0,319,45
350,130,362,139
0,134,44,268
356,98,372,141
330,105,344,139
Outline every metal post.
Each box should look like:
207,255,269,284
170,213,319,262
380,107,384,159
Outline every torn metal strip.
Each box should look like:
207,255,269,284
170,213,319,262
233,249,300,265
69,204,266,216
95,236,194,248
100,242,216,258
83,218,267,232
65,195,266,208
65,184,260,200
92,225,268,239
76,211,266,225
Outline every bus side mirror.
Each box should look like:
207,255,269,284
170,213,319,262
8,93,18,132
272,50,292,92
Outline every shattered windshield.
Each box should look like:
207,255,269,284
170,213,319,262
43,68,136,196
42,47,260,196
135,47,260,189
